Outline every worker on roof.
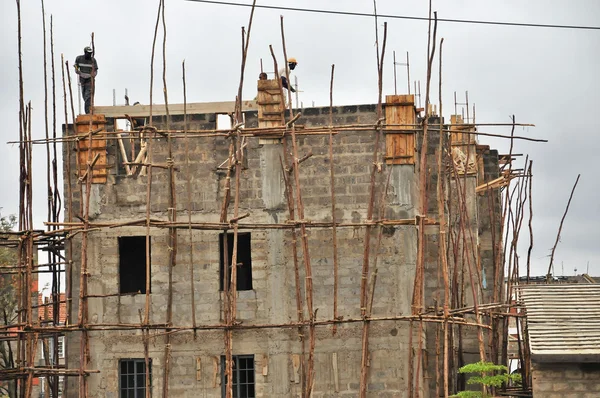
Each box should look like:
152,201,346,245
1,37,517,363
278,57,298,93
74,46,98,114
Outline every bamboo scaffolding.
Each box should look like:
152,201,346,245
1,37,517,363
437,37,451,398
4,4,549,398
8,123,544,146
328,65,340,336
500,118,517,377
159,2,175,397
2,109,540,398
546,174,580,279
410,7,437,397
269,44,307,396
182,61,197,336
279,16,317,397
43,219,435,233
359,8,387,395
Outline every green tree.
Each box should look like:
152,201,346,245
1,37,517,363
0,213,18,398
451,361,522,398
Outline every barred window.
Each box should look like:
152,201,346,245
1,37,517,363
120,359,151,398
220,355,255,398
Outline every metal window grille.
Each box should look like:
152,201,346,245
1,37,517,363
221,355,255,398
40,336,64,360
119,359,151,398
40,376,63,397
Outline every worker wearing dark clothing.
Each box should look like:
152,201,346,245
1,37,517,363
74,46,98,114
279,57,297,93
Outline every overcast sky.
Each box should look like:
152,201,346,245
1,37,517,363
1,0,599,278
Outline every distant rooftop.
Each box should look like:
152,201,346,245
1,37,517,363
519,284,600,362
514,274,598,284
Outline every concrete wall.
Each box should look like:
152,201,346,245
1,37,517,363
532,362,600,397
63,101,503,397
64,104,424,397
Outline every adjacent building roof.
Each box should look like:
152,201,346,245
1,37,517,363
518,284,600,362
37,293,67,325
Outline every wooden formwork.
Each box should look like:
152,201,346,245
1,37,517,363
75,114,107,184
385,94,416,165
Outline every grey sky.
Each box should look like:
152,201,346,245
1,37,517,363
1,0,599,278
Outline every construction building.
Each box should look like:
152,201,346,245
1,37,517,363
1,2,578,396
54,78,510,397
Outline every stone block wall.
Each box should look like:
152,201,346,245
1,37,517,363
63,103,424,397
532,362,600,397
62,100,503,397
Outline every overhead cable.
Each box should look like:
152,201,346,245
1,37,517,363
186,0,600,31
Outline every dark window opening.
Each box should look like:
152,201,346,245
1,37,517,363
220,355,255,398
120,358,151,398
219,233,252,291
119,236,150,294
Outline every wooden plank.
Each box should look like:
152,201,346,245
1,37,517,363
258,79,280,90
332,352,339,392
77,140,107,150
475,176,508,193
386,94,415,106
75,114,106,124
385,94,415,165
292,354,301,384
94,100,259,118
262,355,268,376
117,134,132,175
449,114,476,144
257,79,284,138
196,357,202,381
212,357,219,388
76,114,108,184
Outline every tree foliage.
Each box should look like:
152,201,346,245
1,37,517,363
0,213,17,398
451,361,522,398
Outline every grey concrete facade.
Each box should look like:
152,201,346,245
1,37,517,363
63,100,503,397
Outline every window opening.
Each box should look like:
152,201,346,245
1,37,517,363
115,117,132,132
40,376,64,398
219,233,252,291
40,336,65,360
120,358,151,398
119,236,150,294
220,355,255,398
216,113,233,130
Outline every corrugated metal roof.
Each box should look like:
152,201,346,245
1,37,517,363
518,284,600,363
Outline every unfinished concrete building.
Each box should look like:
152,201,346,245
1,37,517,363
56,79,509,397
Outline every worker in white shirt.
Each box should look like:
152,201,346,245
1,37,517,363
278,57,298,93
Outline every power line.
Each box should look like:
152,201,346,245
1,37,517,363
185,0,600,31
